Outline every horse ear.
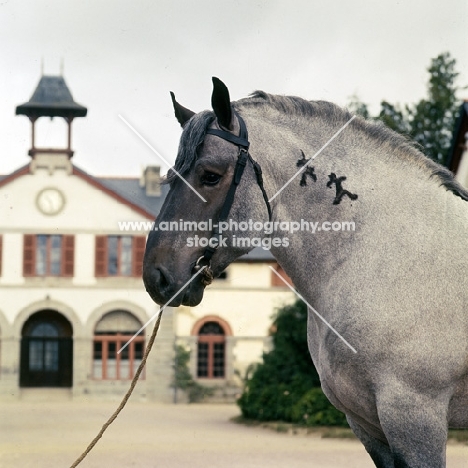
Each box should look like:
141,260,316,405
170,91,196,127
211,77,233,130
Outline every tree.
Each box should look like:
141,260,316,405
347,94,370,119
348,52,462,166
237,300,347,426
408,52,460,164
378,101,411,135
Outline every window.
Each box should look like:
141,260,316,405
93,310,144,380
196,321,227,379
95,235,146,277
29,323,59,372
23,234,74,277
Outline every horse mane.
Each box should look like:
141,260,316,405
166,91,468,202
165,110,215,184
236,91,468,202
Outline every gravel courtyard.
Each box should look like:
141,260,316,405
0,401,466,467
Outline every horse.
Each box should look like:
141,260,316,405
143,77,468,467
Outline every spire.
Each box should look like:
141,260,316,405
15,75,87,160
16,75,87,119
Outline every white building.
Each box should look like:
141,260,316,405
0,75,294,402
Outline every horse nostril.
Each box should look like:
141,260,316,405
144,266,167,294
151,265,174,296
157,267,169,290
144,264,178,304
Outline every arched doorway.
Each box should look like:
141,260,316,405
20,310,73,387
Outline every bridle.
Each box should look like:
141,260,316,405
192,111,272,280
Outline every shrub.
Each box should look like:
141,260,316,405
172,345,213,403
291,388,348,427
237,300,347,427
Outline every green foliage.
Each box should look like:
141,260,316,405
378,101,411,135
348,94,370,119
349,52,462,166
408,52,460,164
291,388,348,427
237,300,345,426
172,345,213,403
173,344,192,389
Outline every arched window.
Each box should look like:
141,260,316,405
195,320,229,379
93,310,144,380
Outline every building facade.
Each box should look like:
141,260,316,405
0,75,294,402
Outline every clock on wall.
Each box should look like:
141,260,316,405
36,188,66,215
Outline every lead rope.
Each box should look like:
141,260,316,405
69,310,164,467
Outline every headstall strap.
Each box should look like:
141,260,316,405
192,111,272,275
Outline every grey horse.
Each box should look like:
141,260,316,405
143,78,468,467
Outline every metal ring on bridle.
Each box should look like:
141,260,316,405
193,255,210,272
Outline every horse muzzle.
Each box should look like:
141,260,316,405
143,264,206,307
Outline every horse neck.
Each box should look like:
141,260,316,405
250,111,456,291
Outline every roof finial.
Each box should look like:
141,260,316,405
60,58,64,76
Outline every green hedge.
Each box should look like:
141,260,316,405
292,388,348,426
237,300,347,427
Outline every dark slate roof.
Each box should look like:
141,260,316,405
96,176,168,218
16,75,87,119
239,247,275,261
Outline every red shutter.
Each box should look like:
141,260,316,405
271,263,293,287
95,236,108,277
23,234,36,277
132,236,146,277
61,235,75,277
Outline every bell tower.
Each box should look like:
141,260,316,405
16,74,87,174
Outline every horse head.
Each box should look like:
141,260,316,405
143,78,271,307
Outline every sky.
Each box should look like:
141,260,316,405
0,0,467,177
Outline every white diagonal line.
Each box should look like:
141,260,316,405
118,114,207,203
118,265,207,354
269,266,357,353
268,116,356,203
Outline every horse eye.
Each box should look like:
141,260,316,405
201,172,221,186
